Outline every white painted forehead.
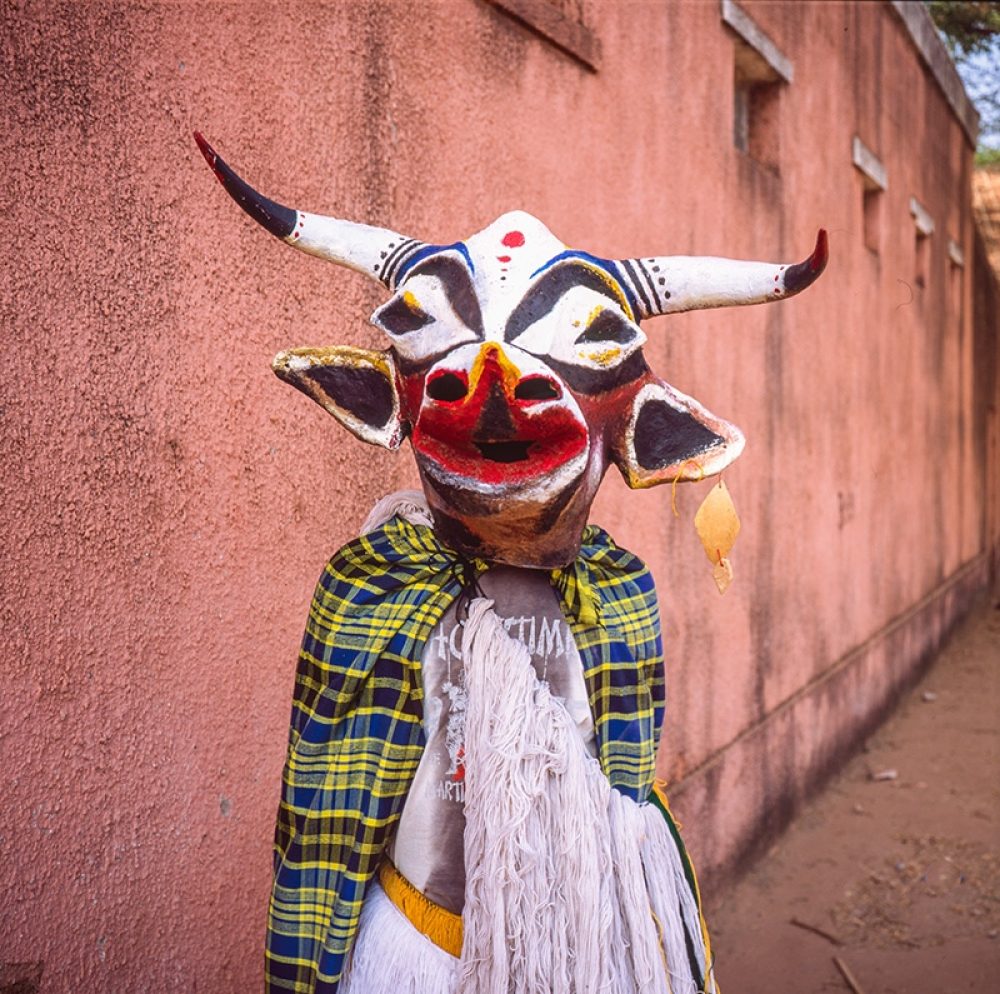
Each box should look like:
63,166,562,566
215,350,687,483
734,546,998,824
462,211,567,289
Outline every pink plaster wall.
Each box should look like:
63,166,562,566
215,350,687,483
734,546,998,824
1,2,993,991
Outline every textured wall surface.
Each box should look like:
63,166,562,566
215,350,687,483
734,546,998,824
1,1,993,991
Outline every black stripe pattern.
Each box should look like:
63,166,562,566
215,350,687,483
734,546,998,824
615,259,673,319
379,239,423,288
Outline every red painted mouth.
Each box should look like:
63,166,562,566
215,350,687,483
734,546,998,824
414,409,588,486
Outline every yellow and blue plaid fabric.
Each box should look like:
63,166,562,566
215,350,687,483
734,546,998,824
265,515,665,993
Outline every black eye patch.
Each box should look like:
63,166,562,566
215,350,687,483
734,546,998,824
505,263,625,343
377,296,434,335
574,310,637,346
405,255,484,337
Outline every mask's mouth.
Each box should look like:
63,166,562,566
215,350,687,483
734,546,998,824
414,419,587,488
416,426,588,489
411,352,589,488
473,440,534,463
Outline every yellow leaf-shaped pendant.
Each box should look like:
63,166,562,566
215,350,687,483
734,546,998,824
712,557,735,595
694,480,740,594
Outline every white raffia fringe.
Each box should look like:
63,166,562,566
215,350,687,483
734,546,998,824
459,598,709,994
339,881,459,994
361,489,434,534
640,800,716,993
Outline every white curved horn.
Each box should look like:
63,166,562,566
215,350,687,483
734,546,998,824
194,132,426,289
613,230,828,319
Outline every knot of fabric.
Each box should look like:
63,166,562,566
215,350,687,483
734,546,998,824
451,554,488,623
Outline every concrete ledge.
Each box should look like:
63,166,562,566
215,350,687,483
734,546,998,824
852,135,888,191
720,0,793,83
669,552,991,895
910,196,936,237
890,1,979,147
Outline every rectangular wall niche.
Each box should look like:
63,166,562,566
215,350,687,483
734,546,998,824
852,136,887,254
722,0,792,170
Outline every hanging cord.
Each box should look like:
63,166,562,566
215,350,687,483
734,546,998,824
670,459,705,518
452,554,487,624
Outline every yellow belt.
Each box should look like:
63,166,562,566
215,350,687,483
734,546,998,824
378,860,464,958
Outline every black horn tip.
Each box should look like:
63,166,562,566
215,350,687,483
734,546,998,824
784,228,829,294
192,132,297,240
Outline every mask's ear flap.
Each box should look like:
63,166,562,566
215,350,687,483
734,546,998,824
273,346,407,450
612,379,745,488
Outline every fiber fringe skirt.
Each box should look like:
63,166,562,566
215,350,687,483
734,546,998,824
340,598,717,994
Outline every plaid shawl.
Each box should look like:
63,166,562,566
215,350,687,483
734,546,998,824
265,516,665,993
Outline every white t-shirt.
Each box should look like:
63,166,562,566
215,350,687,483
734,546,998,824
389,566,595,913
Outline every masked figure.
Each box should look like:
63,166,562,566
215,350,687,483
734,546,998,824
196,133,827,994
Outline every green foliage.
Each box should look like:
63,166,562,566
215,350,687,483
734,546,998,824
975,145,1000,168
928,1,1000,58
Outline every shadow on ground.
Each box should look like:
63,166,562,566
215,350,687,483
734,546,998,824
709,599,1000,994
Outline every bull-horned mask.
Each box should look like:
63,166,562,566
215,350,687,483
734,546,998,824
196,133,827,568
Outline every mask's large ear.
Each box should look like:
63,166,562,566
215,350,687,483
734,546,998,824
612,379,745,488
272,346,407,450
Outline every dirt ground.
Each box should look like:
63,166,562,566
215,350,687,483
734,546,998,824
708,599,1000,994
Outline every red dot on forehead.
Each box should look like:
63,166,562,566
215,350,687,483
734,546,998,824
502,230,525,248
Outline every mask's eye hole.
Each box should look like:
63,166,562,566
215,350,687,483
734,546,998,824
426,372,468,402
514,376,560,402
